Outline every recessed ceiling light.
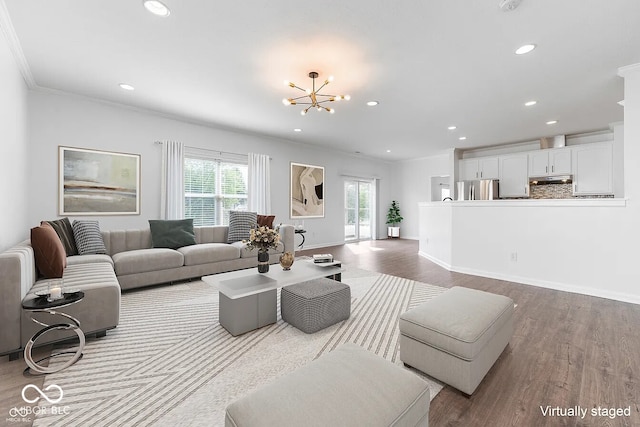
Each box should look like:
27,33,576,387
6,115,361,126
546,120,558,125
143,0,171,17
119,83,135,91
386,150,391,153
515,44,536,55
618,100,625,106
294,128,302,132
459,136,467,141
525,101,537,106
366,101,379,106
447,126,457,130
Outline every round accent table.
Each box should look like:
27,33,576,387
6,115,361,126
21,291,85,375
294,229,307,249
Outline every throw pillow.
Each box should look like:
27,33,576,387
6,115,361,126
43,217,78,256
72,220,107,255
257,214,275,228
227,211,257,243
31,222,67,278
149,219,196,249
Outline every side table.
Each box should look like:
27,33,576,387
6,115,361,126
21,291,85,375
294,229,306,249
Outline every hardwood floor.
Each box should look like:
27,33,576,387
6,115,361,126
1,239,637,426
302,239,640,427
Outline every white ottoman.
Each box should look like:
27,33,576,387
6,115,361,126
399,286,514,395
225,343,430,426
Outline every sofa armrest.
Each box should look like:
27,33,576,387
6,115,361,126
278,224,295,254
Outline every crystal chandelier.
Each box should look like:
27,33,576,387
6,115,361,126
282,71,350,115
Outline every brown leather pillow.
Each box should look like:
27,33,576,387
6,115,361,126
257,214,275,228
31,222,67,278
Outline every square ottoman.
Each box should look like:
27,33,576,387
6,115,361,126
399,286,514,395
281,277,350,333
225,343,430,427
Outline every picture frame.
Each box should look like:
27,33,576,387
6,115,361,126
290,162,324,218
59,146,141,215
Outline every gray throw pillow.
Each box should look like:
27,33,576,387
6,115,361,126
227,211,257,243
72,220,107,255
149,219,196,249
43,217,78,256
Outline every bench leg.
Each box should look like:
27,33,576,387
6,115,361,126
96,331,107,338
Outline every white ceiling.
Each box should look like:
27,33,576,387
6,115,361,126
3,0,639,160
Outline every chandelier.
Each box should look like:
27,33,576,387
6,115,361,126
282,71,350,115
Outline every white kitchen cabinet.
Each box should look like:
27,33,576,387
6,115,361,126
499,154,529,198
528,147,572,176
459,157,499,180
572,142,613,195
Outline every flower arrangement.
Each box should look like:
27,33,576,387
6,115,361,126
245,225,281,252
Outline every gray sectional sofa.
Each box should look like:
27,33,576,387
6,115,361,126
0,224,294,359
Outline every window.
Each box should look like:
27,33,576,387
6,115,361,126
184,151,248,226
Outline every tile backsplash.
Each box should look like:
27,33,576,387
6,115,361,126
528,183,613,199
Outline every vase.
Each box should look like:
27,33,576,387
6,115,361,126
257,251,269,273
279,251,294,270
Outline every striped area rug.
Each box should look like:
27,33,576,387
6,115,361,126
34,269,446,427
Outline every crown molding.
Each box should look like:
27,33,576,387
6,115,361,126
0,0,36,88
618,63,640,78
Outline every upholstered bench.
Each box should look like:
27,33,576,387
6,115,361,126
225,343,431,427
399,286,514,395
281,277,350,333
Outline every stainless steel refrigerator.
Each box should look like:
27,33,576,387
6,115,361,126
456,180,499,200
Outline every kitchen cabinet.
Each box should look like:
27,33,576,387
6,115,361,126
459,157,499,180
528,147,572,177
499,154,529,198
572,142,613,195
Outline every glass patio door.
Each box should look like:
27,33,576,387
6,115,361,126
344,180,373,241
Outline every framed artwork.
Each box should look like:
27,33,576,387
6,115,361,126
290,162,324,218
59,146,140,215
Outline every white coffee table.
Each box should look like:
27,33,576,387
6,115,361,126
202,259,342,336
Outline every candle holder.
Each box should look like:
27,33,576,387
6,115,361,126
47,279,64,302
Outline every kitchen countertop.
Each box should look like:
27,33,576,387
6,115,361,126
420,198,627,207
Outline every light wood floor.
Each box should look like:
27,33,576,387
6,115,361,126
300,239,640,427
1,239,638,426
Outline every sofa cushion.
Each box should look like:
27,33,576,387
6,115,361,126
227,211,257,243
67,254,114,268
149,219,196,249
31,223,67,278
257,214,275,228
43,217,78,256
112,249,184,276
72,220,107,255
178,243,241,266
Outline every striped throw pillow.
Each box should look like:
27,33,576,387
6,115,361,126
43,217,78,256
72,220,107,255
227,211,257,243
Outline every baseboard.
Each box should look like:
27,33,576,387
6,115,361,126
297,241,346,251
418,251,452,270
419,253,640,305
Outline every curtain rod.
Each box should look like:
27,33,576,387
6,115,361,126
153,140,248,158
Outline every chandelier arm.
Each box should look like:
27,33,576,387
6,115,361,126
289,95,311,101
315,82,329,93
291,85,308,93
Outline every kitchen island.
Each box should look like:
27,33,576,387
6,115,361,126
418,198,637,304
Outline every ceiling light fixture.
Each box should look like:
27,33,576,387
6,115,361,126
294,128,302,132
143,0,171,17
119,83,135,91
618,100,625,106
367,101,379,106
515,44,536,55
386,150,391,153
448,126,457,130
459,136,467,141
546,120,558,125
525,100,537,106
283,71,350,115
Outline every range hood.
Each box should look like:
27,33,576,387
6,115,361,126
540,135,566,149
529,175,572,185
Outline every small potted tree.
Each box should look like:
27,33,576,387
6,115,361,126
386,200,404,238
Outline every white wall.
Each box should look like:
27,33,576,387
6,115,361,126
26,90,392,249
0,28,28,251
391,151,452,239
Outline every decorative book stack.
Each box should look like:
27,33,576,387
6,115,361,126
313,254,334,263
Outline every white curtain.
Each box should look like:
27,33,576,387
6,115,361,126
160,140,185,220
248,152,271,213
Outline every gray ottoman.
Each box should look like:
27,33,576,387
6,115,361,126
281,277,350,333
225,343,430,427
399,286,514,395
